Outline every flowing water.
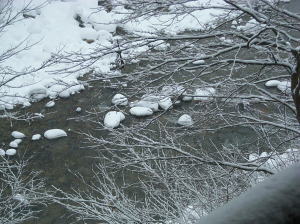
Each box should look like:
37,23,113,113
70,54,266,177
0,0,299,223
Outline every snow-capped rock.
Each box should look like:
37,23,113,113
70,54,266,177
32,134,41,141
75,107,82,112
130,100,159,112
6,149,17,156
130,107,153,117
192,60,205,65
194,87,216,101
9,141,19,148
182,95,193,101
11,131,26,139
158,97,172,110
260,152,269,158
45,101,55,108
177,114,193,126
265,80,281,87
112,94,128,106
44,129,67,140
0,149,5,156
104,111,125,128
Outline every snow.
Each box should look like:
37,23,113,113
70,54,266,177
112,94,128,106
45,100,55,108
130,107,153,117
0,149,5,156
177,114,193,126
159,97,173,110
6,149,17,156
194,87,216,101
32,134,42,140
0,0,291,110
11,131,26,139
44,129,67,140
161,85,185,98
104,111,125,128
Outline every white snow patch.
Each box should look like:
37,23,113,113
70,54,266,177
177,114,193,126
44,129,67,140
13,194,29,204
75,107,82,112
112,94,128,106
9,140,19,148
104,111,125,128
130,107,153,117
130,100,159,112
11,131,26,139
192,60,205,65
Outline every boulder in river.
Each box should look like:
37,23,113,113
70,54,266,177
44,129,67,140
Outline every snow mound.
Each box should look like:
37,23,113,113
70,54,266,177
104,111,125,128
32,134,41,141
6,149,17,156
27,86,48,102
177,114,193,126
159,97,172,110
11,131,26,139
112,94,128,106
44,129,67,140
192,60,205,65
161,85,185,98
75,107,82,112
130,107,153,117
194,87,216,101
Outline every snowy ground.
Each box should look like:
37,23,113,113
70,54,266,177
0,0,236,110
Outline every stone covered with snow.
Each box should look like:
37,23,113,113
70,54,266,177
0,149,5,156
158,97,172,110
265,80,281,87
6,149,17,156
44,129,67,140
11,131,26,139
130,107,153,117
45,101,55,108
177,114,193,126
32,134,42,141
112,94,128,106
104,111,125,128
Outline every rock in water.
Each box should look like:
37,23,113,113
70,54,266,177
104,111,125,128
6,148,17,156
44,129,67,140
11,131,26,139
0,149,5,156
177,114,193,126
130,107,153,117
112,94,128,106
158,97,172,110
32,134,42,141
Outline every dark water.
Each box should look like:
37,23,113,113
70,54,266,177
0,0,299,223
